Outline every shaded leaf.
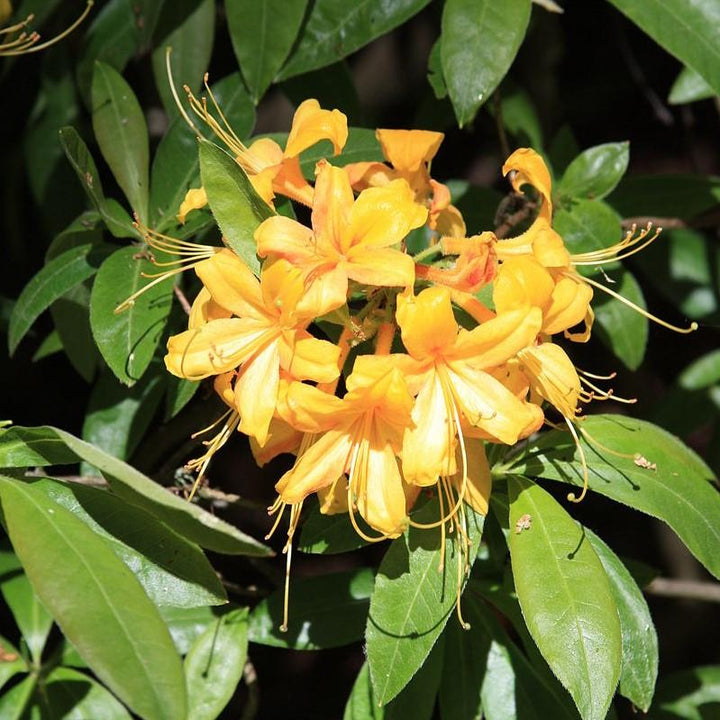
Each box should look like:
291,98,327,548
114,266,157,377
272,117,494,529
0,675,36,720
558,143,630,201
441,0,532,127
0,634,26,694
668,66,716,105
160,605,218,655
298,501,370,554
652,665,720,720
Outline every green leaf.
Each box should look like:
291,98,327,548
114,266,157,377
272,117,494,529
0,675,36,720
150,74,255,231
366,501,485,705
678,349,720,390
344,663,384,720
0,425,273,557
0,552,53,664
277,0,432,80
160,605,218,654
90,246,174,386
427,40,447,100
508,414,720,579
185,608,248,720
585,529,657,712
227,0,307,103
298,126,384,178
0,633,26,694
607,174,720,221
298,501,370,554
26,477,227,608
28,667,133,719
592,268,648,371
81,368,165,474
668,66,716,105
0,476,187,720
605,0,720,96
553,198,623,263
165,377,200,420
558,143,630,201
441,0,532,127
58,127,137,238
199,140,273,274
151,0,216,119
8,244,110,355
652,665,720,720
249,568,373,650
91,62,150,222
508,477,621,720
495,83,544,150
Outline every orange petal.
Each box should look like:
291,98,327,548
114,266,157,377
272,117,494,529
285,99,348,158
317,477,350,515
237,339,281,446
281,334,341,383
452,437,491,515
213,371,236,407
195,250,265,319
277,380,344,433
376,129,444,174
343,247,415,288
434,203,467,238
543,275,593,336
250,418,302,466
259,258,306,321
502,147,553,222
177,187,207,224
396,285,458,360
344,178,427,250
493,256,555,315
246,137,284,170
189,287,231,330
273,156,314,207
255,215,316,263
518,343,581,418
312,161,354,249
344,161,395,190
296,265,349,318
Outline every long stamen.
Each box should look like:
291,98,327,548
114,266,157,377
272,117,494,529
571,223,662,265
565,418,589,503
0,2,93,56
579,376,637,404
570,271,698,334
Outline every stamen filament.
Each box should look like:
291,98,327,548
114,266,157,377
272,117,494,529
564,418,589,503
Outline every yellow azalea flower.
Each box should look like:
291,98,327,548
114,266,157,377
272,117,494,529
255,160,427,313
384,286,543,487
344,128,466,236
165,250,340,446
178,95,348,220
273,365,415,539
0,1,92,56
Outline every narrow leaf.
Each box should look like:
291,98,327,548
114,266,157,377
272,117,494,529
508,477,621,720
0,476,187,720
441,0,532,127
91,61,150,222
185,608,249,720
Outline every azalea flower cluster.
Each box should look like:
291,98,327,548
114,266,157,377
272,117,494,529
129,96,695,626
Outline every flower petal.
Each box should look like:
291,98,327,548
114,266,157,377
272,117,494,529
250,418,302,466
493,256,554,315
376,129,444,174
281,334,341,383
543,275,593,336
255,215,316,264
396,285,458,360
188,287,231,330
344,161,395,190
277,380,344,433
296,265,349,318
237,339,281,446
502,147,553,222
285,99,348,158
518,343,581,418
177,187,207,224
343,247,415,288
452,437,490,516
312,161,354,248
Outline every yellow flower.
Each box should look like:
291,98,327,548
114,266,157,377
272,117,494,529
165,250,340,445
178,97,348,221
345,128,466,236
255,160,427,313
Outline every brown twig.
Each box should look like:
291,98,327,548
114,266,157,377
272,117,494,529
196,486,266,511
621,216,687,230
25,470,108,488
173,285,192,315
241,657,260,720
645,578,720,603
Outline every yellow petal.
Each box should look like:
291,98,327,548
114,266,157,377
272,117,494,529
249,168,277,207
396,285,458,360
518,343,581,418
530,220,570,267
284,99,348,158
344,161,395,190
237,339,280,446
188,287,231,329
177,187,208,224
277,380,344,433
343,247,415,289
317,478,349,515
259,258,306,321
543,275,593,336
376,129,444,174
165,319,272,379
502,147,553,222
255,215,316,264
312,161,354,249
281,334,341,383
344,178,427,250
452,437,490,515
434,203,467,238
273,156,314,206
493,256,554,315
296,265,349,318
213,372,236,407
250,418,302,466
195,250,265,319
245,137,284,170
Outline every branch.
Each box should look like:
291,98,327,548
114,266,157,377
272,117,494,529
241,657,260,720
645,578,720,603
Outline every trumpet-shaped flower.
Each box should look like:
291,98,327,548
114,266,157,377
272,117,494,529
255,160,427,313
345,128,465,236
165,250,340,445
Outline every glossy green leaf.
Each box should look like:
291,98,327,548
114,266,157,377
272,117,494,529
652,665,720,720
227,0,307,103
277,0,432,80
366,501,484,705
678,349,720,390
50,280,99,383
298,126,384,177
81,368,165,474
508,477,621,720
0,476,187,720
165,376,201,420
8,244,110,356
298,501,370,554
90,246,173,386
605,0,720,96
592,268,648,371
91,62,150,222
27,477,227,608
185,608,248,720
199,140,273,274
249,568,373,650
441,0,532,127
607,175,720,221
45,212,104,262
668,66,716,105
58,127,137,238
558,143,630,200
427,40,447,100
0,425,272,557
0,634,26,694
28,667,133,719
585,529,657,712
0,675,36,720
507,414,720,579
344,663,384,720
151,0,216,118
150,73,255,230
496,83,543,150
160,605,218,654
0,551,53,664
553,198,623,263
